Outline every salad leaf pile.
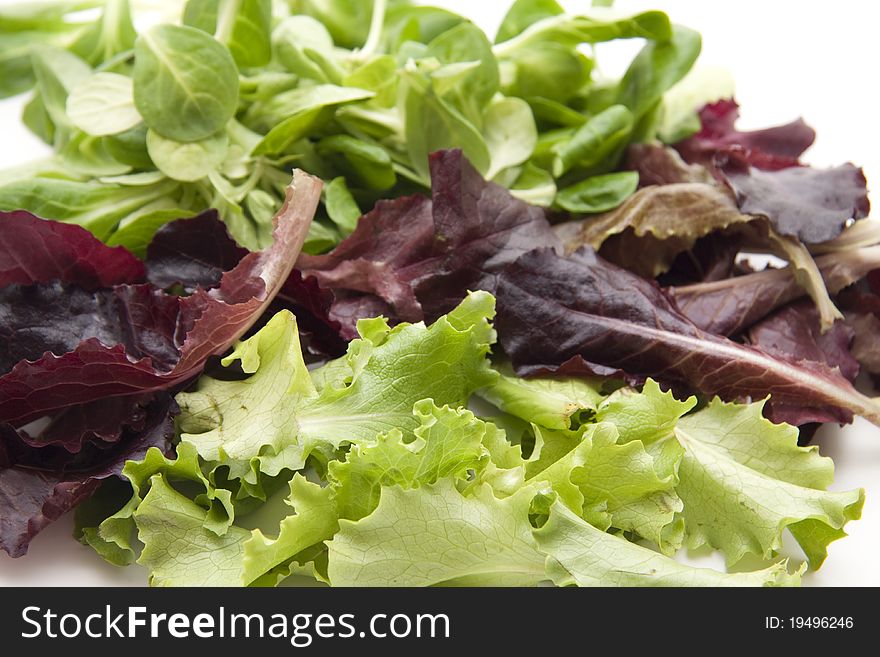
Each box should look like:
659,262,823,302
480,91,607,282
0,0,876,587
74,295,860,586
0,171,322,555
0,0,701,253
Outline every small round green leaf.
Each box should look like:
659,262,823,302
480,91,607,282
146,128,229,182
483,96,537,179
67,72,143,137
134,24,239,142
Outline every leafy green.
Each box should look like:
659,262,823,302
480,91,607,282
674,398,864,568
536,501,799,587
328,481,548,586
0,0,699,250
133,24,239,142
74,286,863,586
66,72,141,137
556,171,639,214
135,475,249,587
177,291,497,484
185,0,273,68
146,129,229,182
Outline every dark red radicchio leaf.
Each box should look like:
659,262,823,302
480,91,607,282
0,210,145,289
668,245,880,336
0,395,175,557
675,99,816,171
746,301,858,425
0,170,322,426
673,99,870,245
495,247,880,427
298,149,561,334
145,210,248,292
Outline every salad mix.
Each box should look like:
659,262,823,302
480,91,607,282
0,0,874,587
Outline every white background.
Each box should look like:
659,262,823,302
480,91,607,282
0,0,878,586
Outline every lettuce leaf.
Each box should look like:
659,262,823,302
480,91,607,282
495,247,880,426
674,397,864,568
1,394,175,557
674,99,869,244
298,149,560,333
536,500,799,587
77,294,840,587
0,170,321,427
177,291,497,486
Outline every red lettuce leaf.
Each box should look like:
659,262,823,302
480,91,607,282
0,171,322,427
299,194,434,323
145,210,248,292
268,270,346,357
495,247,880,426
299,149,561,332
724,163,869,244
668,245,880,336
13,395,153,453
746,301,858,426
0,210,145,289
146,211,344,357
671,99,870,245
0,394,175,557
1,282,180,375
625,143,715,187
675,99,815,171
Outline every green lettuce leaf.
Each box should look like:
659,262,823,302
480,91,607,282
674,398,864,568
177,291,497,486
134,475,249,587
327,481,549,587
535,500,800,587
243,400,490,585
476,363,606,430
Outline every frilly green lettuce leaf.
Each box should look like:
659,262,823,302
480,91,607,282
242,475,337,586
79,441,234,565
327,481,549,587
243,400,490,585
177,290,497,486
476,363,606,430
673,397,864,568
134,475,249,587
535,500,800,587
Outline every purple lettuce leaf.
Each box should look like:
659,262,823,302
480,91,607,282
0,170,322,426
299,149,561,333
495,247,880,426
671,99,869,245
268,270,346,357
625,143,715,187
675,99,815,171
145,211,344,357
0,395,175,557
0,210,145,289
12,395,154,453
725,164,869,244
846,312,880,378
298,193,435,324
668,245,880,336
145,210,248,292
745,301,858,426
